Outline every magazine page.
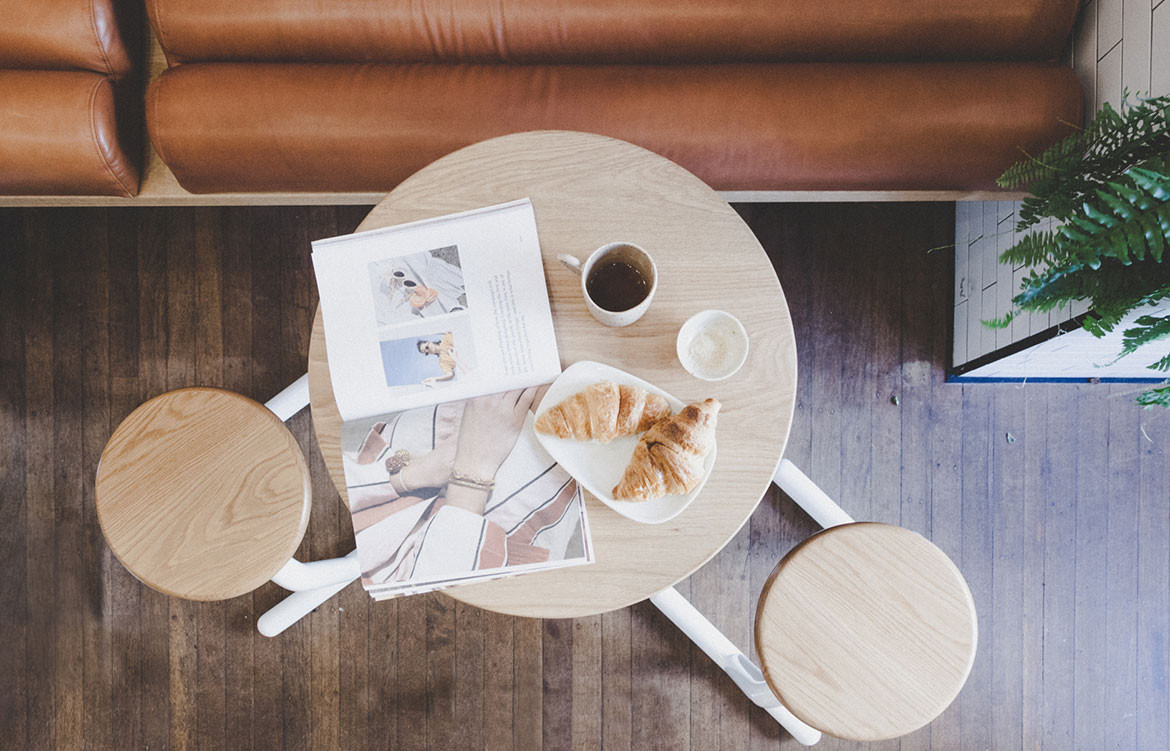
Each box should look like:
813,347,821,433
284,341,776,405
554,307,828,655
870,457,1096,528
341,388,593,595
312,199,561,422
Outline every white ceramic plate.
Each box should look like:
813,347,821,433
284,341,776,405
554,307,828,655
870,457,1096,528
534,360,717,524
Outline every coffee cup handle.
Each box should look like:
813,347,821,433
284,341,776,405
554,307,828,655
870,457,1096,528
557,254,583,275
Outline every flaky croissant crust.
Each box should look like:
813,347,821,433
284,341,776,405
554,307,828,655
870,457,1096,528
535,380,671,443
612,398,720,502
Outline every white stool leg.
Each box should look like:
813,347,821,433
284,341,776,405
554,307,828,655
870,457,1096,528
271,550,360,591
259,551,361,637
650,587,822,746
772,459,854,529
258,577,356,637
260,375,354,636
265,374,311,422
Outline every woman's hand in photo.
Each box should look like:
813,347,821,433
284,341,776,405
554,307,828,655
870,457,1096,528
451,387,542,481
398,437,458,491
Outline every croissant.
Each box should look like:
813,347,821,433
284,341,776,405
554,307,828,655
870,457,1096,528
612,398,720,502
535,380,672,443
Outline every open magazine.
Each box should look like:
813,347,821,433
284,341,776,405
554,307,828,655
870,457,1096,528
312,199,593,600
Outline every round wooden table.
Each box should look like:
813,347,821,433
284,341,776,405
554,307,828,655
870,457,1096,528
309,131,797,618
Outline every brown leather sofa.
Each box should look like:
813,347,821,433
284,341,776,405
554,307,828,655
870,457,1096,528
0,0,142,197
144,0,1083,195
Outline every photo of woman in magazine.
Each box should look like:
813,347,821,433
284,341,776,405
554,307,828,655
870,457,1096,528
341,386,589,588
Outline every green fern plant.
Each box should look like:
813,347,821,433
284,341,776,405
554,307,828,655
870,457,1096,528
988,94,1170,407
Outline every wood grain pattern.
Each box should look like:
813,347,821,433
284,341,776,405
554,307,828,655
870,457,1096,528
307,131,798,618
3,202,1167,750
755,523,978,742
95,387,312,600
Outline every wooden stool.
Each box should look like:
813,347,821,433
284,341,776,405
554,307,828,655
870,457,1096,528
96,387,313,600
651,461,976,746
755,522,978,742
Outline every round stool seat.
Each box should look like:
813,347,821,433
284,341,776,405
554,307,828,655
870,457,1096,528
96,388,312,601
754,522,977,742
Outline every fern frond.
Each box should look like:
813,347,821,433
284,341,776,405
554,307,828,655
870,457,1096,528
1137,383,1170,408
991,93,1170,406
1120,314,1170,357
1149,352,1170,372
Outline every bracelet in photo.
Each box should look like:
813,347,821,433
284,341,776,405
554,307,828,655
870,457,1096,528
449,470,495,491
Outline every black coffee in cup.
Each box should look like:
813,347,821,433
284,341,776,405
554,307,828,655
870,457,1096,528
586,261,650,312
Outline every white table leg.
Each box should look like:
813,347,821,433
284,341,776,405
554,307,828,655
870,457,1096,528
650,587,822,746
772,459,854,530
265,373,311,422
259,551,361,637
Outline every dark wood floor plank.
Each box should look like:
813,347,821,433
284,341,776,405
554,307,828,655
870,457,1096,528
1136,410,1170,751
958,387,993,751
1042,386,1078,750
425,594,457,751
0,210,29,749
629,600,690,751
1073,385,1110,751
22,211,58,751
78,209,115,751
541,618,573,750
600,606,632,751
482,609,515,751
1105,385,1140,751
452,601,486,751
513,616,544,750
50,211,89,751
990,386,1026,751
1020,389,1048,751
570,614,602,751
396,596,428,751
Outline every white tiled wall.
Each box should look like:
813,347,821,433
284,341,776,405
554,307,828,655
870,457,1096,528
959,303,1170,379
953,0,1170,375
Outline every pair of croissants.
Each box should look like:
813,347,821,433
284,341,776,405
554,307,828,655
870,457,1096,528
534,380,719,502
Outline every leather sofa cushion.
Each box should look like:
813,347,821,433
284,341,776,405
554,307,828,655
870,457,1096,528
146,62,1081,194
0,71,139,196
147,0,1078,66
0,0,136,78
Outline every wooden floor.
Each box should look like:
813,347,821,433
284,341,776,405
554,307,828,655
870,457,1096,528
1,203,1167,750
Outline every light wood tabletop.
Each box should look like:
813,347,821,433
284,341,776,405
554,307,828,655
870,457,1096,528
308,130,798,618
95,388,313,601
754,522,978,742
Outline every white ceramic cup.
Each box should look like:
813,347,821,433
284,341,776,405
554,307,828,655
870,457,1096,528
557,242,657,327
676,310,750,381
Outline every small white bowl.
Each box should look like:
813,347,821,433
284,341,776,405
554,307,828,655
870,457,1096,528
676,310,749,381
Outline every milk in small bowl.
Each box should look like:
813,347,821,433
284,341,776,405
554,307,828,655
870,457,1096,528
676,310,749,381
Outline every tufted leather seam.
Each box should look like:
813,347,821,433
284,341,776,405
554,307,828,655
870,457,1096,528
87,0,116,78
146,73,172,171
148,0,178,66
87,77,134,197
